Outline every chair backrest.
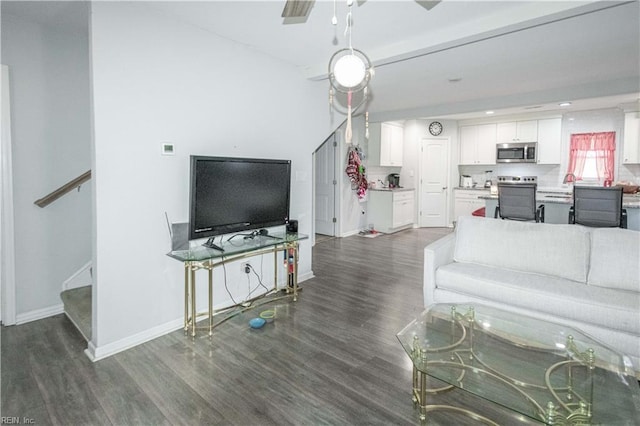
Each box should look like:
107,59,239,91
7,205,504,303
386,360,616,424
573,186,623,227
497,183,537,221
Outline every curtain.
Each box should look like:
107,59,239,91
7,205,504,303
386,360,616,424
566,132,616,182
593,132,616,182
566,133,593,182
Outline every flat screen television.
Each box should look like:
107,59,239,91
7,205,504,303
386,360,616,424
189,156,291,244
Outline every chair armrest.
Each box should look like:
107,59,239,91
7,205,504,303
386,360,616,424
537,204,545,223
424,232,456,307
568,206,575,224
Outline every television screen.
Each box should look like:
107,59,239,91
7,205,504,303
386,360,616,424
189,156,291,241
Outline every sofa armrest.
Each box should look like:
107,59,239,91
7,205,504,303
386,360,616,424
423,232,456,307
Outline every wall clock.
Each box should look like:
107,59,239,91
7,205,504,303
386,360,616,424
428,121,443,136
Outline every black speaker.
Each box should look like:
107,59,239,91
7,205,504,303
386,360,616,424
286,220,298,233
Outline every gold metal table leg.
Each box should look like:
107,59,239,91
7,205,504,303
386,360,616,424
208,266,213,337
184,263,189,332
190,267,196,338
412,365,419,407
274,246,278,292
292,243,299,302
419,369,427,421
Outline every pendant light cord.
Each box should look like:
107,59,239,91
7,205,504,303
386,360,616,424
345,1,354,53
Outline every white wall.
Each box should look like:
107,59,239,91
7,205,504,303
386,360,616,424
1,8,92,321
89,2,332,356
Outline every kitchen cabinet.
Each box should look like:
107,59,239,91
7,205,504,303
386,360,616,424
623,111,640,164
454,189,488,220
459,124,496,165
368,122,404,167
392,190,415,229
368,190,415,233
496,120,538,143
536,118,562,164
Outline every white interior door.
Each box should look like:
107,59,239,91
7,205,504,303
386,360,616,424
1,65,16,325
314,134,336,236
419,138,449,227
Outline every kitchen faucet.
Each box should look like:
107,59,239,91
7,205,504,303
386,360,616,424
562,173,576,184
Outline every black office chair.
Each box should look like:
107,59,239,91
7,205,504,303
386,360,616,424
569,186,627,228
494,183,545,222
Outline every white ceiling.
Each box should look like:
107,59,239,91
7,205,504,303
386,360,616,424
4,0,639,120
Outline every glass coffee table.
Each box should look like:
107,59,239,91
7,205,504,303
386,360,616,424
397,303,640,424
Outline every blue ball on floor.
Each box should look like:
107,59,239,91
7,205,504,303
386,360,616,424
249,317,266,329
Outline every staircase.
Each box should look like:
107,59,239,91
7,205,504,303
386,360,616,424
60,285,92,341
34,171,93,341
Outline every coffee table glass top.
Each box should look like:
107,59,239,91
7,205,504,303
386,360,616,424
397,303,640,424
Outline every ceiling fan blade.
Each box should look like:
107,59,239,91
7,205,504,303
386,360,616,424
281,0,316,18
415,0,441,11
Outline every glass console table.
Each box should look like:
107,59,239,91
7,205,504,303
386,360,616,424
167,231,308,337
397,303,640,424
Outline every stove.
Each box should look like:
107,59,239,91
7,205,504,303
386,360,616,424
496,175,537,184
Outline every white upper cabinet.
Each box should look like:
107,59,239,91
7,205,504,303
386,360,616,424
459,124,496,165
496,120,538,143
369,122,404,167
536,118,562,164
623,111,640,164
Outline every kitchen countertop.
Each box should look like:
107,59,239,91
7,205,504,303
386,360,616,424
369,187,415,192
454,186,491,191
479,191,640,208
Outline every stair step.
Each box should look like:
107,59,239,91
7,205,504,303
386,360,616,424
60,285,91,342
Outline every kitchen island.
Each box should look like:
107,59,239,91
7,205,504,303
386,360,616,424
480,190,640,231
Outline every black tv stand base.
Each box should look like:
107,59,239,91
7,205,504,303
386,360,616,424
203,238,224,252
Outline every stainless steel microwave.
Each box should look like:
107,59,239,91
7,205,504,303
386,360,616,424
496,142,537,163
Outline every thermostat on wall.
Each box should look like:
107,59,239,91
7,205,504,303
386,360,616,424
161,143,175,156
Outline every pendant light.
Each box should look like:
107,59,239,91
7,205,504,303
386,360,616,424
327,0,373,143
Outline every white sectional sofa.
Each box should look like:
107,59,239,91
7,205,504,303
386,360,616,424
424,215,640,377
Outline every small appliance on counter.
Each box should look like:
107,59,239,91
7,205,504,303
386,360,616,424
484,170,493,188
460,175,473,188
387,173,401,188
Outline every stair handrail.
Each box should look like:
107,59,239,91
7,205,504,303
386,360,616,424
34,170,91,208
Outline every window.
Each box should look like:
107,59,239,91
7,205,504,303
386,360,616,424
566,132,616,183
581,151,599,181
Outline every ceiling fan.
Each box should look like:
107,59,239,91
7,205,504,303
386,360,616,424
281,0,441,23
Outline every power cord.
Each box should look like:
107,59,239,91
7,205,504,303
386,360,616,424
219,248,239,307
218,241,272,309
246,264,270,300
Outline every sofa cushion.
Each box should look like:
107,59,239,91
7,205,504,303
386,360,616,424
453,216,591,283
436,262,640,335
588,228,640,292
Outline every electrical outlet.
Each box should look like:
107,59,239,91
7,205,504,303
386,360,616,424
242,262,251,274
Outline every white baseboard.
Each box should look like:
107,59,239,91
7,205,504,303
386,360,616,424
341,229,360,237
298,270,314,283
16,303,64,325
85,317,184,362
62,261,93,291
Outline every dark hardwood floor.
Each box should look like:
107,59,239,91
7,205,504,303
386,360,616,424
2,227,537,425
